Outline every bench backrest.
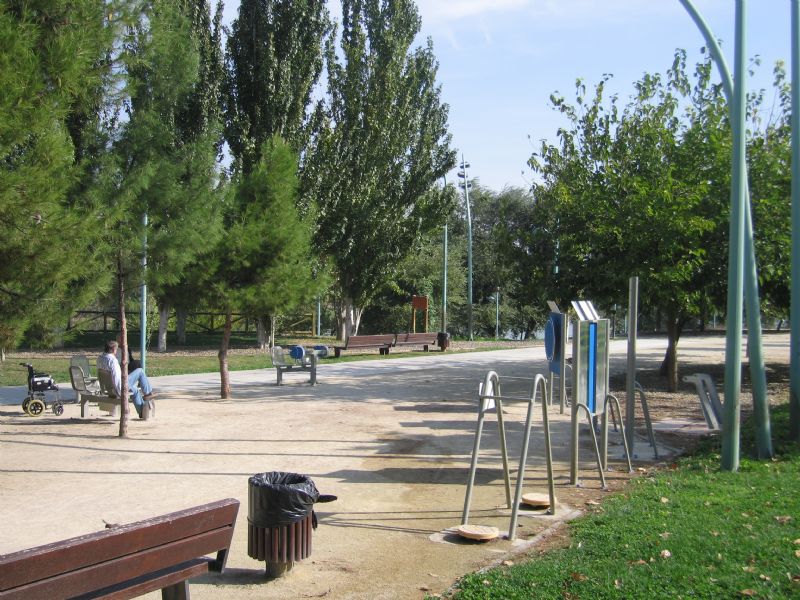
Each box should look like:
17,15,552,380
346,334,396,348
0,498,240,599
70,355,93,380
270,346,289,367
396,332,437,344
69,366,91,394
97,368,119,398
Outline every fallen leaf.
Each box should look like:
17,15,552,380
741,512,750,518
629,559,648,566
793,539,800,545
659,532,671,539
775,516,793,524
615,579,622,589
759,574,771,581
571,572,588,582
795,550,800,558
419,586,431,592
740,590,756,597
585,500,600,506
711,531,720,537
743,566,756,573
704,501,711,506
660,550,672,559
660,497,670,504
717,553,723,561
482,580,491,586
502,560,514,567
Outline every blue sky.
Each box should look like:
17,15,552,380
222,1,791,192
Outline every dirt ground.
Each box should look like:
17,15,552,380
0,333,790,599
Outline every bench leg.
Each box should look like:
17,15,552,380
334,348,341,358
162,580,190,600
276,367,283,386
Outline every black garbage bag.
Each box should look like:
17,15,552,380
248,472,320,527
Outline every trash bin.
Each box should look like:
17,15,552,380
248,472,319,576
437,331,450,351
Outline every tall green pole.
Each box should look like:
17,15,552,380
459,156,474,341
140,212,148,371
442,176,448,333
720,0,747,471
791,0,800,440
679,0,772,459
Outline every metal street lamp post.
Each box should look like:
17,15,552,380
493,288,500,340
457,156,473,341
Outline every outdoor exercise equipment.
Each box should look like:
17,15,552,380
569,301,633,487
460,371,556,542
544,300,570,414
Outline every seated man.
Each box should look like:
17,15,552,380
97,340,155,418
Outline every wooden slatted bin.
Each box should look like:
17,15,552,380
247,472,319,577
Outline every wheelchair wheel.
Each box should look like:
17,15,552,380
26,398,45,416
21,397,31,413
52,402,64,416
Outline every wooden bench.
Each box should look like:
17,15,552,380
333,334,396,358
271,346,317,385
69,365,121,418
393,332,440,352
0,497,240,600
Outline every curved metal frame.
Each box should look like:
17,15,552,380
461,371,557,542
601,393,633,473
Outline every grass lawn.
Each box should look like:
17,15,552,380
0,341,513,387
443,404,800,599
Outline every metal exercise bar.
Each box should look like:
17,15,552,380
601,393,633,474
507,374,556,541
572,403,607,489
634,382,659,459
461,371,512,524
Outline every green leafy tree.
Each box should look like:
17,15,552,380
224,0,331,174
303,0,456,339
0,1,113,357
98,0,222,435
155,0,226,351
212,137,320,398
531,54,719,391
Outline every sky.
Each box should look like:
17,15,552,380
221,0,792,192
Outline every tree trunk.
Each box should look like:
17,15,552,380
659,316,681,392
257,318,268,350
117,255,130,438
341,297,362,338
218,311,233,399
158,304,169,352
176,308,187,345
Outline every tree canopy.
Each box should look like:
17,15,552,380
302,0,456,338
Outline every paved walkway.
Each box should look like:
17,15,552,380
0,334,789,599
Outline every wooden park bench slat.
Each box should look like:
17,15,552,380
393,332,440,352
333,334,396,358
0,498,239,600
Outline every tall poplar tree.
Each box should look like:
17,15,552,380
224,0,331,174
302,0,456,338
